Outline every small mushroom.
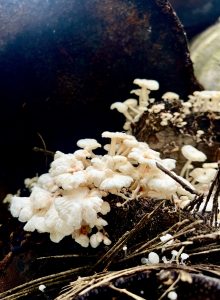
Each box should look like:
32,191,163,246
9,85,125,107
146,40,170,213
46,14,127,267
123,98,139,116
110,102,133,122
148,252,160,264
133,78,159,107
102,131,133,156
168,291,178,300
133,78,159,91
160,233,174,245
180,145,207,178
77,138,101,156
189,167,216,184
162,91,179,102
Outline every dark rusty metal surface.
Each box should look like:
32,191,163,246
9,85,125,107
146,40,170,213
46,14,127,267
0,0,202,197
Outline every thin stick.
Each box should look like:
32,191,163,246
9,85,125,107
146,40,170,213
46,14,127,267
183,194,204,212
189,248,220,257
158,273,180,300
210,183,220,226
156,162,199,195
202,166,220,214
109,283,146,300
0,266,88,300
33,147,55,157
188,232,220,241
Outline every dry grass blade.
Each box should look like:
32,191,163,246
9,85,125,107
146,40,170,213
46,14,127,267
56,265,154,300
188,232,220,241
122,220,203,262
108,283,146,300
57,265,202,300
131,219,190,254
189,248,220,257
0,266,88,300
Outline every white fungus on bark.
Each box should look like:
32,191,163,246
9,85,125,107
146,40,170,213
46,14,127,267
9,129,198,247
8,79,220,248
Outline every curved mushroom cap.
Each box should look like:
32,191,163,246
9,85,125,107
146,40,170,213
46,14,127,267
102,131,134,140
181,145,207,162
133,79,159,90
189,167,216,184
148,252,160,264
123,98,138,107
162,91,179,101
100,174,133,190
110,102,127,112
77,138,101,151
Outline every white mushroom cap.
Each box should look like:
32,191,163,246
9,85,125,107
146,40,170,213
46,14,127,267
74,149,91,159
161,158,176,170
110,102,133,122
168,291,178,300
133,79,159,91
100,201,111,215
189,168,216,184
75,234,90,247
202,162,218,169
37,173,58,193
148,252,160,264
54,171,87,190
102,131,133,140
10,196,30,218
160,233,174,244
30,186,52,210
77,138,101,151
90,232,104,248
24,215,47,233
100,174,133,190
130,89,141,96
103,236,112,246
39,285,46,292
147,176,177,196
181,145,207,162
123,98,138,107
162,91,179,101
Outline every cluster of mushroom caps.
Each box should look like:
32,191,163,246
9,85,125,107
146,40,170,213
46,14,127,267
9,131,197,248
111,79,220,131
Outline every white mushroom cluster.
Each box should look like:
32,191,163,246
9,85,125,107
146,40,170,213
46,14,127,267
188,91,220,113
111,79,159,132
10,131,193,247
111,78,220,133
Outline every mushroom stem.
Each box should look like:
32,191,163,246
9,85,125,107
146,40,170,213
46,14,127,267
109,138,117,156
140,87,149,107
180,160,191,178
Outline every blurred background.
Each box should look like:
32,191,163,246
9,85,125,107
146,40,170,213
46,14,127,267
170,0,220,38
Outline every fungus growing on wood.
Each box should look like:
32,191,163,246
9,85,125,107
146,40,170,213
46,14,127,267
111,79,159,131
9,130,197,247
